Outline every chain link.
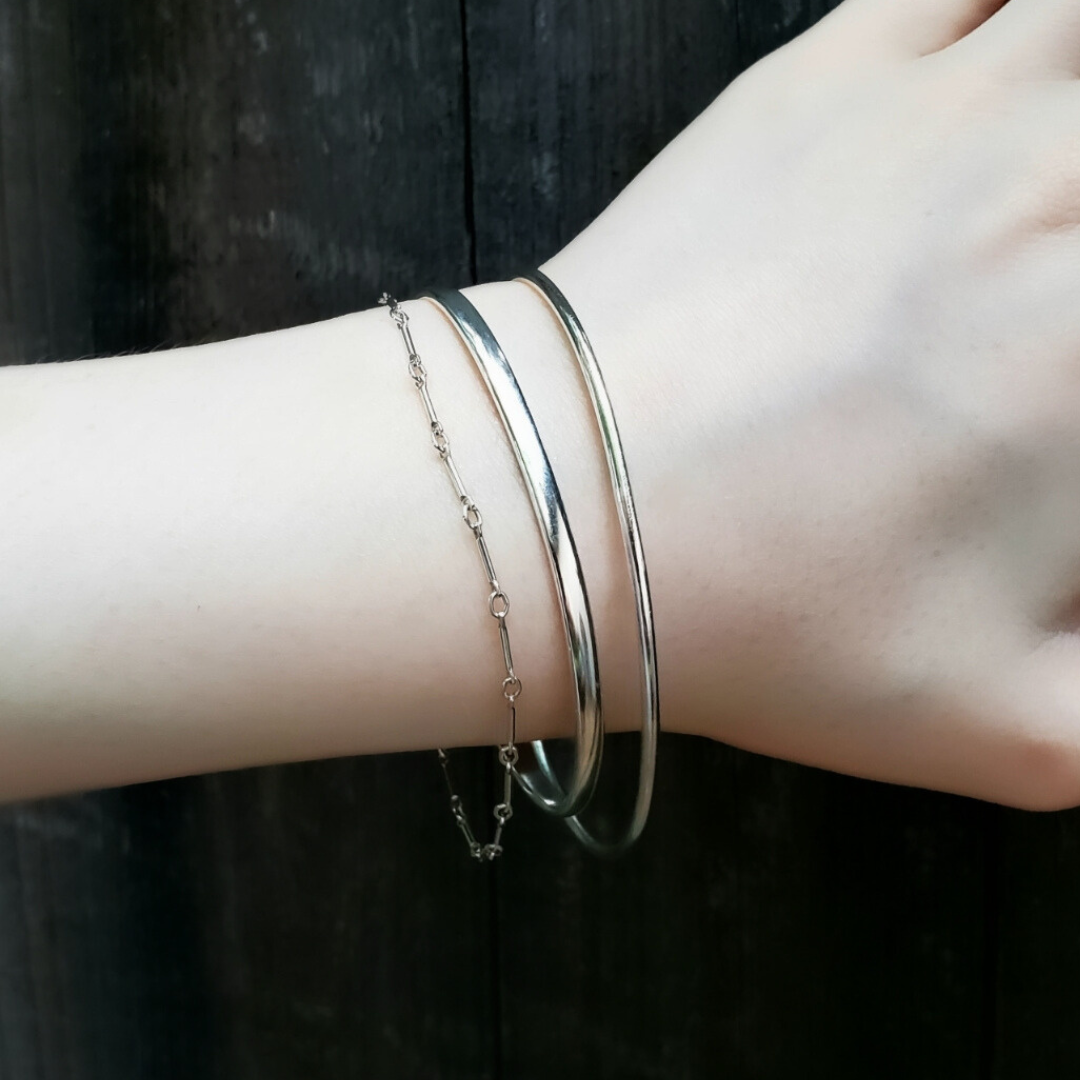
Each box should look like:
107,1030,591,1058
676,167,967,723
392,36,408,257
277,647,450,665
380,293,520,862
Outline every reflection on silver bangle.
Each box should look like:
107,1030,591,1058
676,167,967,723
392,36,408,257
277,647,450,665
422,287,605,821
518,269,659,855
426,273,660,855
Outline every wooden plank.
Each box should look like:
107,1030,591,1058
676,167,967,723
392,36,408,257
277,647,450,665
499,745,994,1077
992,808,1080,1077
192,756,499,1079
0,0,92,365
0,783,219,1079
737,0,847,67
0,0,494,1077
466,1,993,1074
465,0,742,282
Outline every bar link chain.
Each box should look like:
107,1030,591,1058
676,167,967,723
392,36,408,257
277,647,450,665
379,293,521,862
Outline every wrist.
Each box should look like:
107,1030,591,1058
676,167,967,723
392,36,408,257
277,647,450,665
534,240,747,746
441,278,649,741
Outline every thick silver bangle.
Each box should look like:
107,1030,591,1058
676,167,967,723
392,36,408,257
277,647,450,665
518,269,660,855
422,287,604,820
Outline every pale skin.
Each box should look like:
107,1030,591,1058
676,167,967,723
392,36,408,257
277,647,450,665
4,0,1080,812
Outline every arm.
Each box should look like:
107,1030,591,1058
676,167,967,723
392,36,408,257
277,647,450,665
7,0,1080,811
0,283,647,801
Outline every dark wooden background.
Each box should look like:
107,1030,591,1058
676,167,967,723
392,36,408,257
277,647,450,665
1,0,1078,1076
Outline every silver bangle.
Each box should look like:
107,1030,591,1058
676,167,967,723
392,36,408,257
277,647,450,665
426,275,660,854
421,287,604,820
518,269,659,855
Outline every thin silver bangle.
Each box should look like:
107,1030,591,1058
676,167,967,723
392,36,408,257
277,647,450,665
518,269,659,855
421,287,604,820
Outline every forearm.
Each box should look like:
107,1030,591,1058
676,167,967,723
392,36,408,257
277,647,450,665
0,277,660,802
10,0,1080,814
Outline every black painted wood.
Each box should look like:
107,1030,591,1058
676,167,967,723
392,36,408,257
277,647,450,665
0,0,1075,1077
737,0,847,65
993,808,1080,1079
465,0,742,282
497,747,994,1078
467,1,996,1077
0,1,494,1078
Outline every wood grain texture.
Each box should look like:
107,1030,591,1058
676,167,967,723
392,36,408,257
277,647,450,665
465,0,742,282
467,0,995,1076
992,808,1080,1079
0,0,92,364
0,0,494,1077
737,0,846,64
1,0,1077,1077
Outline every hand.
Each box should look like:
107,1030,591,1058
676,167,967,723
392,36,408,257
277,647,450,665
543,0,1080,810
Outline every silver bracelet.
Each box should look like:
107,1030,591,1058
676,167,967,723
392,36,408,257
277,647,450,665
518,269,660,855
421,287,605,820
379,293,521,862
425,278,660,853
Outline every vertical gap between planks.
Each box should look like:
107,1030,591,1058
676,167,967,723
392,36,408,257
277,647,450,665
733,0,743,71
458,0,478,286
979,805,1003,1080
458,4,499,1072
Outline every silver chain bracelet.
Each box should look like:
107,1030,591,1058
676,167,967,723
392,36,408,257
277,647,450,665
379,293,520,862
